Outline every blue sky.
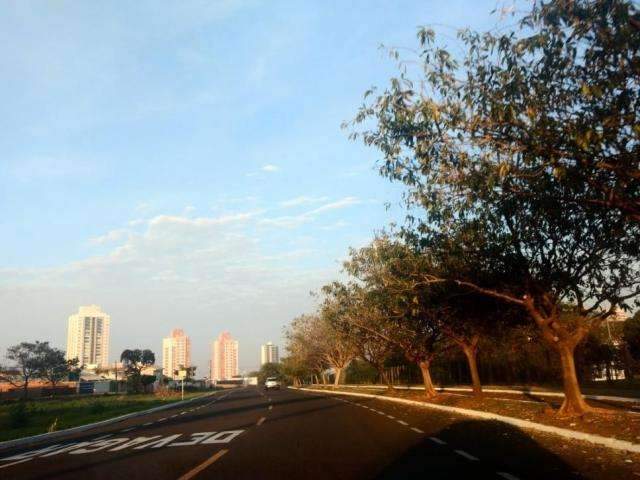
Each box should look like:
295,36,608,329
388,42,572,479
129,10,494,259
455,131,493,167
0,0,518,373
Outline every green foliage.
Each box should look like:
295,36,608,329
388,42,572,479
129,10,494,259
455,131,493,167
345,0,640,413
88,401,106,415
8,402,29,428
258,363,283,385
345,359,378,384
120,348,156,393
625,314,640,360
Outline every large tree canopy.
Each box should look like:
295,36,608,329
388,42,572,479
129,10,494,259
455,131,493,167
349,0,640,415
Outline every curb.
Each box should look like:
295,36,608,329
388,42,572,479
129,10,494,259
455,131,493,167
0,390,218,453
292,387,640,454
328,384,640,404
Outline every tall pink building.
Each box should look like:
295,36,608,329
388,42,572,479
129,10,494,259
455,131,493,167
162,328,191,379
210,331,239,381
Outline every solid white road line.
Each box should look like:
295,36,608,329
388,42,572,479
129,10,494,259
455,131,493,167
397,420,409,426
496,472,520,480
177,449,229,480
410,427,424,434
428,437,447,445
454,450,479,461
0,458,32,469
257,417,266,426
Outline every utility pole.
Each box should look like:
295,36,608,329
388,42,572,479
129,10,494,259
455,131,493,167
181,377,184,401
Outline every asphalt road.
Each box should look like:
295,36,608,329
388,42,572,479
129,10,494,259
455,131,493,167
0,386,606,479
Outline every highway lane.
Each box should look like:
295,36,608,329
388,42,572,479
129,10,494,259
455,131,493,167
0,386,620,479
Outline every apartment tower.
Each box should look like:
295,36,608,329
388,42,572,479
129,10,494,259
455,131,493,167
260,341,279,365
66,305,111,368
162,328,192,379
210,331,239,381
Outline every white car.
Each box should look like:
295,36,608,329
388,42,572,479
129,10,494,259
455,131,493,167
264,377,281,390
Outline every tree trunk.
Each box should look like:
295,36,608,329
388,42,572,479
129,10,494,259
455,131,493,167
334,367,344,386
623,345,634,381
418,360,437,399
557,343,592,416
22,380,29,400
461,344,483,397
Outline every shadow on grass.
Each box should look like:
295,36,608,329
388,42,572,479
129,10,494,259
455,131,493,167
375,419,584,480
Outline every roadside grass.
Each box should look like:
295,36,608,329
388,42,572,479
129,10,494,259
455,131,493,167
0,391,204,442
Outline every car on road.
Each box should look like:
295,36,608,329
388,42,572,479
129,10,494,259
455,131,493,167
264,377,281,390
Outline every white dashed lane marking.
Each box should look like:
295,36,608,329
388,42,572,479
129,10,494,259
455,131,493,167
0,459,31,469
497,472,520,480
143,423,153,426
455,450,479,461
256,417,266,426
325,394,522,480
121,428,135,433
268,405,273,410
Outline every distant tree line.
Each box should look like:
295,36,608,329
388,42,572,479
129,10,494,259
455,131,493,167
0,341,79,399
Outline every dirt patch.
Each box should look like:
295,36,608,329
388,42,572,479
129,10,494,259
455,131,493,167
315,386,640,443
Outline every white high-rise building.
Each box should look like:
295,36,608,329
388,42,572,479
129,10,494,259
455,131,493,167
66,305,111,368
162,328,192,379
210,331,239,381
260,342,279,365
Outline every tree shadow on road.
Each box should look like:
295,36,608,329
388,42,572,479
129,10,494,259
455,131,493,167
375,419,587,480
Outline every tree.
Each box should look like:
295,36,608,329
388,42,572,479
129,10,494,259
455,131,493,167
1,341,48,399
342,240,446,398
258,362,283,385
349,1,640,415
317,292,359,386
39,347,77,396
285,314,330,384
120,349,155,393
624,314,640,362
281,356,310,387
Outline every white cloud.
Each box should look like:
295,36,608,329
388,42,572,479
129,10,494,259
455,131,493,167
279,196,329,208
306,197,360,215
260,196,361,229
261,164,279,172
89,229,128,245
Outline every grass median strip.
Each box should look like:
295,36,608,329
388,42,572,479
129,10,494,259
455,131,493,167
0,392,204,442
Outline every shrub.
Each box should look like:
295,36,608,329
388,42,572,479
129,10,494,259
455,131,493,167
8,402,29,428
88,401,106,414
